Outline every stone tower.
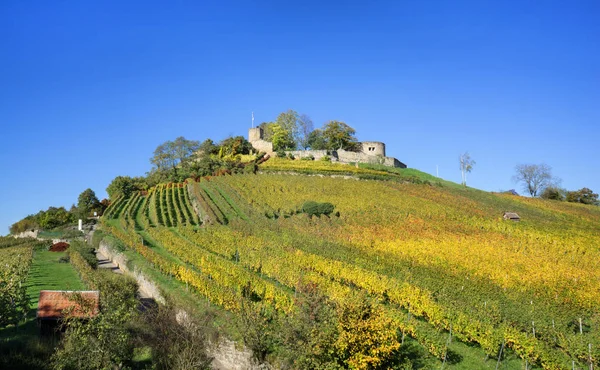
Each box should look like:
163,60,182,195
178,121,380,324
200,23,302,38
248,127,263,142
361,141,386,157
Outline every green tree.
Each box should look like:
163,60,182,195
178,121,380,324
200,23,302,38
322,121,360,151
540,186,566,201
106,176,137,200
271,124,296,152
307,129,327,150
76,189,100,218
150,137,200,175
282,282,340,369
218,136,253,157
566,187,598,205
52,273,139,370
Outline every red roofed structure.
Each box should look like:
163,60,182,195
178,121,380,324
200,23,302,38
37,290,100,333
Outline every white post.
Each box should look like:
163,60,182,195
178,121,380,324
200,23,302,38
78,219,83,231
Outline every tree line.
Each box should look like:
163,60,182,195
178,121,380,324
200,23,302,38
9,189,107,234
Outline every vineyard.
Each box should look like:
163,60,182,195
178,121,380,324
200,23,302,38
101,169,600,369
0,237,45,328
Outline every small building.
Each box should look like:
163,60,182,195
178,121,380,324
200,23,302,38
503,212,520,222
37,290,100,334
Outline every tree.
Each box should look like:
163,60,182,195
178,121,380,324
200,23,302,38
322,121,360,151
271,124,296,152
540,186,565,201
282,282,339,369
275,110,299,148
512,164,556,197
106,176,137,199
459,152,475,186
218,136,253,157
150,137,200,174
307,129,327,150
566,187,598,205
297,114,314,150
77,189,100,218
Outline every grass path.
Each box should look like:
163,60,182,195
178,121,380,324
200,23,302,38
25,250,86,311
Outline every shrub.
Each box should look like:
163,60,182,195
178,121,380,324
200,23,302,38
320,155,331,162
540,187,565,201
300,154,314,161
301,201,336,217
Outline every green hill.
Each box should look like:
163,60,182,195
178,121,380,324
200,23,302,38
100,159,600,369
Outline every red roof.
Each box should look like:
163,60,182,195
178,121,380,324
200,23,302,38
37,290,100,319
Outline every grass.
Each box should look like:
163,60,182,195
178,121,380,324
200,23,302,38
25,250,87,309
0,249,86,369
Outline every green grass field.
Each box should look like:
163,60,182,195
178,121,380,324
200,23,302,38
25,250,87,309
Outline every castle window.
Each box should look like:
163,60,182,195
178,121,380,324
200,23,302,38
369,147,375,151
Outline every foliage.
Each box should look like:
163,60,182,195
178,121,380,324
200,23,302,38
566,187,599,205
75,188,101,218
301,201,335,217
335,295,401,369
322,120,361,151
150,136,200,172
307,129,328,150
9,216,38,234
134,303,214,370
281,282,340,369
51,273,139,370
218,136,253,157
106,175,142,200
540,186,565,201
69,240,98,269
237,301,280,363
0,244,33,328
512,163,557,197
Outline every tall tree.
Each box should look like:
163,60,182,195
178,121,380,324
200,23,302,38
512,163,556,197
306,129,327,150
77,189,100,218
322,121,360,151
106,176,137,199
459,152,476,186
297,114,314,150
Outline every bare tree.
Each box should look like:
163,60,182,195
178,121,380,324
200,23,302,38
459,152,475,186
297,114,314,150
512,163,556,197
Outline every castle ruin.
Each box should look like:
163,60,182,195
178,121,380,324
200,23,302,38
248,127,406,168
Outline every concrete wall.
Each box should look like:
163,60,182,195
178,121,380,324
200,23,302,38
286,150,328,160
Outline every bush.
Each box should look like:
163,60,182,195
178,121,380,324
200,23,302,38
287,153,295,160
540,187,565,201
300,154,314,161
276,149,287,158
301,201,336,217
320,155,331,162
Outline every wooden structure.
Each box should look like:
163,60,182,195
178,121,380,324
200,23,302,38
37,290,99,334
503,212,521,222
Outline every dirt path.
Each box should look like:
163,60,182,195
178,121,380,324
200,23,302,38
96,250,154,304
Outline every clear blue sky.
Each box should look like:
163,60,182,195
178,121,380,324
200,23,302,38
1,1,599,235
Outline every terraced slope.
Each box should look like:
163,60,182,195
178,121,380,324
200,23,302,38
101,169,600,369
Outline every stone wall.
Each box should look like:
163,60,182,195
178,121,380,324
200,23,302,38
98,240,165,304
14,229,39,239
98,238,257,369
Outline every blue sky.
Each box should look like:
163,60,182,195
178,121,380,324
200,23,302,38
1,0,598,235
